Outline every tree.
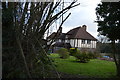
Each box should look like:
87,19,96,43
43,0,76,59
2,1,80,78
96,2,120,77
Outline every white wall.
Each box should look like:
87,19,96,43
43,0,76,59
70,39,96,48
55,38,97,49
70,39,74,47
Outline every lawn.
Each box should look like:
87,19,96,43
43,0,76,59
49,53,117,78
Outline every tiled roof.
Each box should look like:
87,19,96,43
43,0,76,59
47,33,66,40
67,26,97,40
47,32,56,39
47,25,97,41
57,33,66,39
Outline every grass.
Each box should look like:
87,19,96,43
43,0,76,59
49,53,117,78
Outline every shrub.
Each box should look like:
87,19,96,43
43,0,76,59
74,51,90,63
94,52,102,58
88,51,95,59
69,48,79,56
57,48,69,59
87,51,102,59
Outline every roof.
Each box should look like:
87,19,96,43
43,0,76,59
47,32,56,39
67,27,97,41
57,33,66,39
47,25,97,41
47,33,66,40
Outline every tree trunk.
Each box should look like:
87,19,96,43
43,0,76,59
16,38,32,78
117,53,120,77
117,64,120,77
111,40,120,77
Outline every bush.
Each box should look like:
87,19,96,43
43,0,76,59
69,48,79,56
57,48,69,59
87,51,102,59
74,51,90,63
94,52,102,58
88,52,96,59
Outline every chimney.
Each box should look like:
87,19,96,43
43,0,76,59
82,25,87,31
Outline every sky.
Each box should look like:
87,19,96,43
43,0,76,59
52,0,102,39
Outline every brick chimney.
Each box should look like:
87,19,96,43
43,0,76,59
82,25,87,31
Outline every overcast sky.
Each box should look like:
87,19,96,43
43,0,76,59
57,0,101,39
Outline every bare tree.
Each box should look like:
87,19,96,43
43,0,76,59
2,1,80,78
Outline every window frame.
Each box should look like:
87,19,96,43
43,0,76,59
81,39,86,44
87,40,91,44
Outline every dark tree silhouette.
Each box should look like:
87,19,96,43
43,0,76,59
2,1,80,78
96,2,120,77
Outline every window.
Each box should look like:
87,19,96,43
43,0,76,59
82,40,85,44
65,39,70,43
59,39,61,42
87,40,91,44
65,35,68,39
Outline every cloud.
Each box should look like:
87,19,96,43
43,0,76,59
61,0,101,38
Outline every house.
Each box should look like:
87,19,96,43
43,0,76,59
47,25,97,52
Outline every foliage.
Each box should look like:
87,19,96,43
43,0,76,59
94,52,102,58
2,1,79,78
74,51,90,63
88,52,102,59
69,48,100,62
69,48,101,62
87,52,96,59
97,43,112,53
96,2,120,77
49,54,116,78
96,2,120,40
2,2,27,78
69,48,78,56
57,48,69,59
